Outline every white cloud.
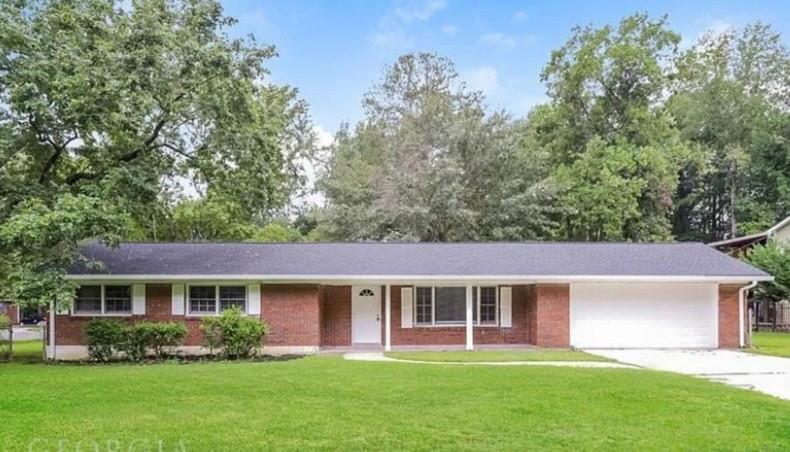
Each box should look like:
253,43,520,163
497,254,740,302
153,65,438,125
370,0,446,48
680,19,735,49
479,32,536,48
394,0,447,22
513,10,528,23
370,27,414,48
314,125,335,149
441,24,460,35
465,66,499,96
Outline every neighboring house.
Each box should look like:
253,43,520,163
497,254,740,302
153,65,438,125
709,215,790,255
47,242,770,360
709,216,790,330
0,301,19,325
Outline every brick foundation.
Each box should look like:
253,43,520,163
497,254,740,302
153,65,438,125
527,284,570,348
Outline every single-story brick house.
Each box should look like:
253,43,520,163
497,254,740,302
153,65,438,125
47,242,770,359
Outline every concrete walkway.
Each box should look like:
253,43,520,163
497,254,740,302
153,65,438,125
343,352,638,368
589,349,790,401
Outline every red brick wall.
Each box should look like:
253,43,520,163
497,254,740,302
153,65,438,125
262,285,321,346
387,285,530,346
719,284,741,348
54,284,205,346
320,286,351,346
55,283,327,348
527,284,570,348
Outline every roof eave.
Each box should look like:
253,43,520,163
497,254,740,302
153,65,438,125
65,274,773,283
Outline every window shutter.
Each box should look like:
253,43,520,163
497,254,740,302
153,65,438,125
247,283,261,315
401,287,413,328
500,286,512,328
132,284,146,315
171,284,185,316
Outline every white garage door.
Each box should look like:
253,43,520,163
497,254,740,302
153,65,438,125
570,283,718,348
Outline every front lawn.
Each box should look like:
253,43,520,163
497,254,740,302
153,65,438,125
385,349,609,362
751,331,790,358
2,357,790,450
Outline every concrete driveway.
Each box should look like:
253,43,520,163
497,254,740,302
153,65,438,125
589,349,790,401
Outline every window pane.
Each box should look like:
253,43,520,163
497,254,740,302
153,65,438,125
75,285,102,313
435,287,467,323
104,285,132,313
415,287,432,324
219,286,246,312
189,286,216,314
480,287,497,324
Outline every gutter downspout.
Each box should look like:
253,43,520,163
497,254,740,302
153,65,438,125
739,281,758,348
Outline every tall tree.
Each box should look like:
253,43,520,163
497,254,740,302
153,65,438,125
318,53,557,241
671,23,790,241
535,14,687,241
0,0,313,306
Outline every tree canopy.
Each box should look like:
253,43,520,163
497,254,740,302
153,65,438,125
1,6,788,306
0,0,313,306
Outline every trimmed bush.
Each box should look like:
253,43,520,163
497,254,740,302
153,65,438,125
142,322,188,359
86,319,188,362
200,307,267,359
86,319,125,362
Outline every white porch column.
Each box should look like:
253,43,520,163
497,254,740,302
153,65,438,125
465,283,474,350
385,284,392,351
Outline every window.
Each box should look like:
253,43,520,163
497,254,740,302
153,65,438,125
189,285,247,315
104,286,132,313
189,286,216,314
73,285,131,315
415,287,432,324
479,287,497,324
413,286,498,326
358,288,375,297
435,287,467,323
219,286,246,312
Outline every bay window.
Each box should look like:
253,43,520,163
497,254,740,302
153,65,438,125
413,286,498,326
188,285,247,315
73,285,132,315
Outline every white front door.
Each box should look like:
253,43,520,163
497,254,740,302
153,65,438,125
352,285,381,344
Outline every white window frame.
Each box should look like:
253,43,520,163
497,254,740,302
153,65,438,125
72,284,133,317
187,284,248,316
412,285,499,327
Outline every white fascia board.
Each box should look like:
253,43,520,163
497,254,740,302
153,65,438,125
66,274,773,284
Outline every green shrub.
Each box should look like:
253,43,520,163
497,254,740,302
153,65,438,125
121,323,149,362
143,322,188,358
200,307,267,359
0,313,10,329
88,319,188,362
86,319,125,362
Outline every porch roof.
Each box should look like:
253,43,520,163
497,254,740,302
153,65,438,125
68,242,770,282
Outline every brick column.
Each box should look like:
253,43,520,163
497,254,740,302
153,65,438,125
527,284,570,348
718,284,741,348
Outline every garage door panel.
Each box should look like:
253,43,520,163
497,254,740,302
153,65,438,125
570,283,717,348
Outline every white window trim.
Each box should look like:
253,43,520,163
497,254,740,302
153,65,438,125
187,284,248,317
72,284,133,317
412,285,499,327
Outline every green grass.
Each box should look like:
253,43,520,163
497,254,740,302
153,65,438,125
751,331,790,358
385,349,609,362
2,357,790,450
8,339,45,362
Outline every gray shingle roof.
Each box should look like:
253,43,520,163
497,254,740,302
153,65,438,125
70,242,770,280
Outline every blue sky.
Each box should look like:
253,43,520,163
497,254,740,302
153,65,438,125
221,0,790,140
